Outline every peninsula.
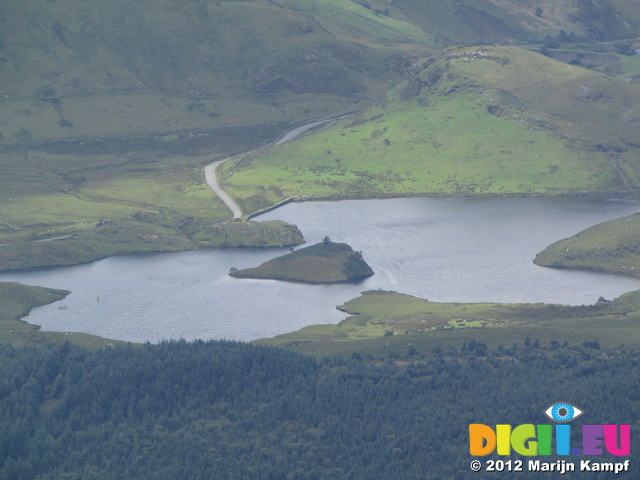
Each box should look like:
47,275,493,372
229,240,374,284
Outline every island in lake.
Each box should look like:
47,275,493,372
229,240,374,284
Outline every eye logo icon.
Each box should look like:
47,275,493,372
470,402,630,457
544,403,584,423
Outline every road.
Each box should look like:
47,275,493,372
204,160,243,219
204,114,351,219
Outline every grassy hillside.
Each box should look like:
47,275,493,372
3,1,637,145
6,1,635,144
257,289,640,358
0,0,433,146
534,211,640,278
222,45,640,211
230,240,373,283
392,0,640,45
0,0,434,269
3,1,640,268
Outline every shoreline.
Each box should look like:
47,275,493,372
1,191,637,273
4,193,640,346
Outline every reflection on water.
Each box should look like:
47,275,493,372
1,196,639,343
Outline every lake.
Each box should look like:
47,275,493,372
1,196,639,343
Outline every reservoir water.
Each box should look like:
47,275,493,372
1,196,639,343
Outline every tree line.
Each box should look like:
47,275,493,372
0,338,638,479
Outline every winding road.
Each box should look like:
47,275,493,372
204,160,243,218
204,114,351,219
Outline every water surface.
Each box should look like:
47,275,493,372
2,196,639,343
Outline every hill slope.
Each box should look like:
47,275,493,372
3,0,638,146
3,2,640,267
0,0,432,268
222,45,640,211
392,0,640,45
0,0,432,146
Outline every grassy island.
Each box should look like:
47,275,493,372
230,240,374,284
